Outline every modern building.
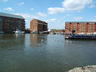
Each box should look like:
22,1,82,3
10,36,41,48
65,22,96,34
0,12,25,33
30,19,48,33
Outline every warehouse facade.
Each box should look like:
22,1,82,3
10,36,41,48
30,19,48,33
65,22,96,34
0,12,25,33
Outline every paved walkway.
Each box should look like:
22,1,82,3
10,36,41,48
68,65,96,72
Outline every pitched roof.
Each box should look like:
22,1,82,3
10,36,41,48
0,12,24,19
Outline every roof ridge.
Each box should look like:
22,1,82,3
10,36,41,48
0,12,24,19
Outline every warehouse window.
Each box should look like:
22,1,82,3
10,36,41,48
17,20,22,30
0,17,3,31
77,23,79,24
69,23,72,31
95,23,96,32
77,23,79,32
10,21,16,32
86,23,89,32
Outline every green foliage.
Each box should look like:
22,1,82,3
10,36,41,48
51,29,65,32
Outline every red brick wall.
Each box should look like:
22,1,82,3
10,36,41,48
30,19,38,32
30,19,48,32
65,22,96,34
2,16,25,33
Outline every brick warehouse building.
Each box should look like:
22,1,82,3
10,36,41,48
0,12,25,33
65,22,96,34
30,19,48,33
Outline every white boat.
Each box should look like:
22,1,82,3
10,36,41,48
0,31,4,34
14,29,24,34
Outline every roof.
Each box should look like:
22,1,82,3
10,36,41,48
32,19,47,24
65,21,96,24
65,22,96,24
0,12,24,19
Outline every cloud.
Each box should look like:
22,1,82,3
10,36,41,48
20,14,31,18
47,19,57,23
30,8,34,11
25,19,28,22
94,16,96,18
48,7,65,14
66,14,71,17
88,16,96,21
4,7,14,11
15,13,39,19
37,12,47,17
93,16,96,20
3,0,8,2
19,2,24,6
73,17,83,21
14,13,40,28
48,0,93,14
89,4,95,8
62,0,92,11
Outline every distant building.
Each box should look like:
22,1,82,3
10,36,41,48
30,19,48,33
65,22,96,34
0,12,25,33
57,30,65,33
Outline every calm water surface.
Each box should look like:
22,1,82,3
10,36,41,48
0,34,96,72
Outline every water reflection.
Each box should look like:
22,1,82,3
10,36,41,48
0,34,96,72
0,34,25,50
64,39,96,67
30,34,48,48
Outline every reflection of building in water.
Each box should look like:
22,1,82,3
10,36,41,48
30,34,38,48
0,34,25,50
30,34,47,48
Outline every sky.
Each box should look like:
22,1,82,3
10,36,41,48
0,0,96,29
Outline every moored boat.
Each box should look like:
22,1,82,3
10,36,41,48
14,29,24,34
65,34,96,40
